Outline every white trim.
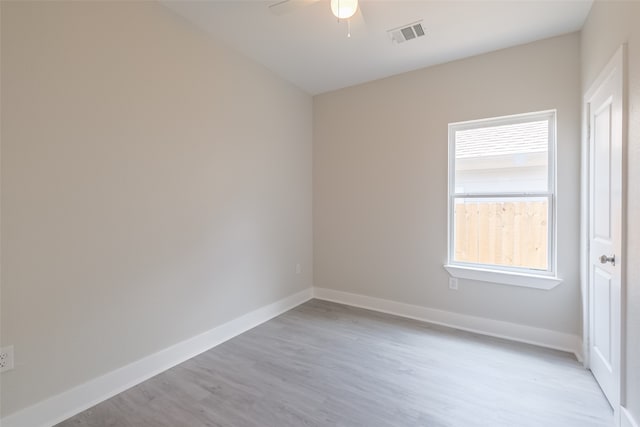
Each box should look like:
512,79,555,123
313,287,581,358
580,83,591,369
0,288,313,427
444,264,562,289
621,407,639,427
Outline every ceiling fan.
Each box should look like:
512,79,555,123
268,0,365,37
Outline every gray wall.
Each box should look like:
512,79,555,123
581,1,640,421
0,1,313,416
313,34,582,334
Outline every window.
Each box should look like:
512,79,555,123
445,111,561,289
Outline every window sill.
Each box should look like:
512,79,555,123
443,264,562,290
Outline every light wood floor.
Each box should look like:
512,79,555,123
57,299,613,427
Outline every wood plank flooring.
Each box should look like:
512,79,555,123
57,299,613,427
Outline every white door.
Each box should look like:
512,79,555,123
586,47,624,410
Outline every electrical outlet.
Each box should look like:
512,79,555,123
295,263,302,274
0,345,14,373
449,277,458,290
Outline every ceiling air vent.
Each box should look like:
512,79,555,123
388,21,425,44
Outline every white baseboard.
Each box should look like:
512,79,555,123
0,288,313,427
313,287,582,358
0,286,587,427
574,338,584,363
622,407,639,427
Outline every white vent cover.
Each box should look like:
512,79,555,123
387,21,425,44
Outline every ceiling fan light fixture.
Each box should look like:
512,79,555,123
330,0,358,20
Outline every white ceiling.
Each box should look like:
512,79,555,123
162,0,593,94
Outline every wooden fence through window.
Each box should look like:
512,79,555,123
454,200,548,270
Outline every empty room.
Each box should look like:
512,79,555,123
1,1,639,426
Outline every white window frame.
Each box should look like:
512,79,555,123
444,110,562,289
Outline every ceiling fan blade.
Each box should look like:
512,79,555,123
348,4,367,35
268,0,321,16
